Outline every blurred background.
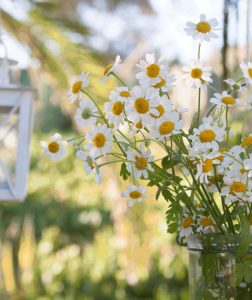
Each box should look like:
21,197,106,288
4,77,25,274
0,0,251,299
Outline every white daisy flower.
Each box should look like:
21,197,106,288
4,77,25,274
104,86,131,129
109,86,132,102
151,71,176,92
76,150,101,183
244,155,252,178
195,155,220,184
74,99,98,127
217,146,245,174
151,112,184,141
149,94,174,125
241,134,252,147
40,133,67,161
197,216,216,232
126,146,154,179
224,191,249,206
182,61,212,89
189,117,225,152
246,96,252,111
226,161,249,181
136,53,169,87
188,147,222,182
67,72,89,103
240,61,252,86
85,124,113,157
125,85,160,127
179,215,194,238
221,176,249,204
101,55,122,81
224,78,247,93
188,145,212,161
184,14,219,42
210,91,241,108
121,185,147,207
206,180,219,193
127,119,148,136
195,202,206,212
226,145,245,157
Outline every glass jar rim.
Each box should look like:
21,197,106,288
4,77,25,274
184,233,252,254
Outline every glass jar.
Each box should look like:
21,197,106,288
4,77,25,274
187,234,252,300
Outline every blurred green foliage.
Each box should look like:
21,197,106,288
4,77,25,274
0,132,189,299
0,1,191,299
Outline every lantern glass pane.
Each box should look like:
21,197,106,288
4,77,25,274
0,105,19,188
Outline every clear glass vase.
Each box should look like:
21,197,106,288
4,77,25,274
187,234,252,300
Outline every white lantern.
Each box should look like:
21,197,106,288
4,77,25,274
0,39,36,201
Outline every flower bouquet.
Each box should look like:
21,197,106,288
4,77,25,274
41,14,252,299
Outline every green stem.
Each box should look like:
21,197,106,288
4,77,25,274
81,89,109,127
197,88,201,127
206,104,217,117
67,135,85,142
226,106,229,147
98,159,126,168
198,43,201,59
111,72,127,86
213,167,235,233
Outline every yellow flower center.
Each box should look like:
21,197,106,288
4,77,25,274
135,156,148,170
150,105,165,119
135,120,143,129
48,141,59,153
191,68,203,79
120,91,131,97
199,129,216,143
230,181,246,194
159,121,175,135
153,77,166,88
93,133,106,148
196,203,203,209
87,160,95,170
202,158,213,173
129,191,142,199
196,21,211,33
146,64,160,78
242,136,252,147
240,168,248,174
72,81,82,94
216,155,224,162
182,216,193,229
217,148,226,161
112,101,123,115
221,96,236,105
134,97,149,114
200,217,213,227
248,68,252,79
104,63,113,75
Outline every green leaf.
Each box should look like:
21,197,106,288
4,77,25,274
162,189,174,202
237,207,252,256
155,188,161,200
244,263,252,283
161,156,179,170
120,163,130,181
166,202,183,230
236,263,244,285
167,222,178,234
189,112,198,134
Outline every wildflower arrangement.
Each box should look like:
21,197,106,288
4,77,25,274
41,14,252,248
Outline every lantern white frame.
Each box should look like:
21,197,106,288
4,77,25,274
0,87,36,201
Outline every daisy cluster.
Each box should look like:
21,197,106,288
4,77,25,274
41,14,252,240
